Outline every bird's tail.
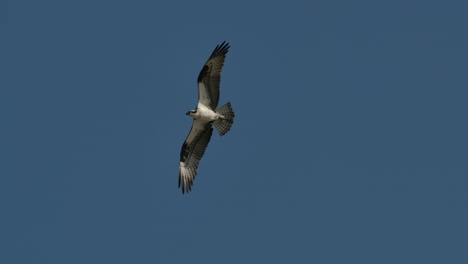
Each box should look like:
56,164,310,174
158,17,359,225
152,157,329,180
214,102,235,136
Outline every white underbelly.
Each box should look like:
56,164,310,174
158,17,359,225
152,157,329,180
197,103,218,121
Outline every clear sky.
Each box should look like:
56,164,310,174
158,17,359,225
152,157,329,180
1,1,467,263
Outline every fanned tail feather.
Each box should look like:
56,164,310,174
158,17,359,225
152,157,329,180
214,102,235,136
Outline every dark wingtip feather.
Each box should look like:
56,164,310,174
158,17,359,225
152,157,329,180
211,41,230,57
179,171,194,194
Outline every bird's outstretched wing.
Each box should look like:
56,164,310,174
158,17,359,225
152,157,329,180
197,41,230,110
179,121,213,193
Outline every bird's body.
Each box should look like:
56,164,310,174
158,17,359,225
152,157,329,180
188,103,220,122
179,41,234,194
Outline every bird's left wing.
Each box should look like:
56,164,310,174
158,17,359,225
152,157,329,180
179,121,213,193
197,41,230,110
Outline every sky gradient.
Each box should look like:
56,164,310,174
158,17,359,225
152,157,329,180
1,1,467,263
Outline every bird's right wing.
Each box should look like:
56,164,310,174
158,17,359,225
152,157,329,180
179,121,213,194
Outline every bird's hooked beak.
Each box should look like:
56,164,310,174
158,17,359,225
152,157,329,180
186,111,191,115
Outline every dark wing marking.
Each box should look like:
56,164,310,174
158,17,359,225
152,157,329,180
197,41,230,110
179,121,213,194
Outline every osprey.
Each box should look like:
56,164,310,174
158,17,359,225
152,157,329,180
179,41,235,194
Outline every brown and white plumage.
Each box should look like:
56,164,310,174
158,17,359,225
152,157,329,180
197,41,230,110
179,41,235,194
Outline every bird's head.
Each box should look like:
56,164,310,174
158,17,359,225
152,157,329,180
186,110,197,117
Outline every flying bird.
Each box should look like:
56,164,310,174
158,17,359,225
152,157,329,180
179,41,235,194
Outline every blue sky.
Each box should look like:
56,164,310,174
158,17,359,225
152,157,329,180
1,1,467,263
